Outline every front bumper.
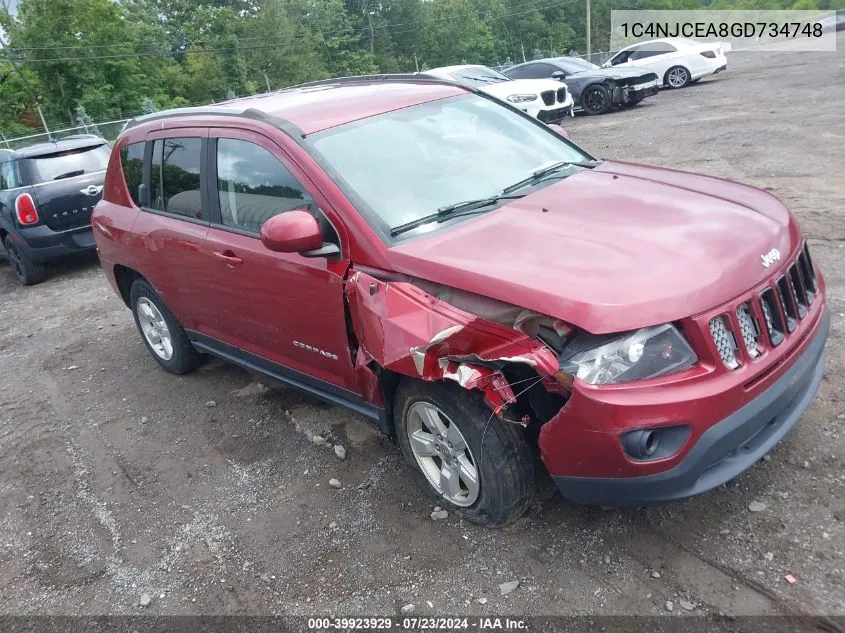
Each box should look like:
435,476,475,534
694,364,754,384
536,105,574,124
625,82,660,102
15,224,96,263
552,308,829,506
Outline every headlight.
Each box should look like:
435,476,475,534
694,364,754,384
506,94,538,103
560,324,696,385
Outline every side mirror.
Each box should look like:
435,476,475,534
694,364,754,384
548,124,570,140
260,210,324,253
551,71,565,80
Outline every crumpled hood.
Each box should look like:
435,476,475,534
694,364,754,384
388,161,800,334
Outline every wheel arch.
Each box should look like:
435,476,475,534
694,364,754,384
113,264,145,307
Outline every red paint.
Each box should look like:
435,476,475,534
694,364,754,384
92,80,826,492
260,210,323,253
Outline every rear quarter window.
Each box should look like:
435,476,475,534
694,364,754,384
120,142,145,206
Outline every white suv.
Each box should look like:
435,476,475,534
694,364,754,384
424,65,574,123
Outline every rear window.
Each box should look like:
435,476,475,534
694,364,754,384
120,142,145,206
25,144,111,183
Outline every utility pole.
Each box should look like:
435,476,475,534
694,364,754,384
586,0,592,57
363,0,374,56
0,37,53,140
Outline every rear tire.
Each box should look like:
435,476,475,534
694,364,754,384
129,279,203,375
664,65,691,89
394,380,534,527
580,84,612,115
4,236,46,286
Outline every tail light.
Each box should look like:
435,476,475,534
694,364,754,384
15,193,40,226
700,50,717,58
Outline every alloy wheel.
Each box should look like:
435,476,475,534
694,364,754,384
406,401,480,507
668,67,689,88
583,87,607,113
137,297,174,360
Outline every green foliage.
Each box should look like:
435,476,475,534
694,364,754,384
1,0,833,137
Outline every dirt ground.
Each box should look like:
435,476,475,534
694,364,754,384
0,37,843,622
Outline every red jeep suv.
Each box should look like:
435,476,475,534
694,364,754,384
92,75,828,526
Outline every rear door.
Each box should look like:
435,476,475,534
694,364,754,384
21,142,110,234
129,128,216,331
202,127,359,393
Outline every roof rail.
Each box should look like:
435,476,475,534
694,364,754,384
121,105,305,140
284,73,469,92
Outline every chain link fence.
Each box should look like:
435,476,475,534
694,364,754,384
0,118,130,151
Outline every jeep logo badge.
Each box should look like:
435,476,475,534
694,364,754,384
761,248,781,268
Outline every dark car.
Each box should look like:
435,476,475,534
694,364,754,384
93,75,826,527
505,57,660,115
0,135,109,285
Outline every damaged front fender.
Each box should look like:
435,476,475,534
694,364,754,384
345,270,560,415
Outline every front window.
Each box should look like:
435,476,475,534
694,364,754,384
309,94,593,239
448,66,510,84
216,138,315,233
25,144,110,183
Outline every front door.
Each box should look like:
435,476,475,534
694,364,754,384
201,128,359,393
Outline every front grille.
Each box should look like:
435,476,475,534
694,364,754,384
541,90,555,106
736,304,760,358
708,243,818,369
709,316,740,369
556,87,567,103
537,107,571,123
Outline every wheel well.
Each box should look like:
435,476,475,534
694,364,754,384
113,265,144,307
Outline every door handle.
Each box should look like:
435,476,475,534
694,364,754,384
213,250,244,267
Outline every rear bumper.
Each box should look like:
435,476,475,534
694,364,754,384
15,224,96,262
552,308,829,506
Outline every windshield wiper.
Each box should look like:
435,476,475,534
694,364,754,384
390,193,525,237
53,169,85,180
501,159,601,195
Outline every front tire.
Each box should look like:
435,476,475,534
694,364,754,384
664,66,691,89
394,380,534,527
129,279,203,375
4,236,46,286
580,84,612,115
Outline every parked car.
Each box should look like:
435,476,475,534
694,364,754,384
504,56,659,115
423,64,574,123
0,135,110,285
604,37,727,88
93,75,827,527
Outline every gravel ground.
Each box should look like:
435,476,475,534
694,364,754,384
0,37,843,622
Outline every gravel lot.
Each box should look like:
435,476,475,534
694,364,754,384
0,36,843,622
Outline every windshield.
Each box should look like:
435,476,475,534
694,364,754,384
449,66,509,84
25,144,110,182
309,94,593,239
559,57,600,72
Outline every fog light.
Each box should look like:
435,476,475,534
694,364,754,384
622,429,659,459
620,425,691,462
